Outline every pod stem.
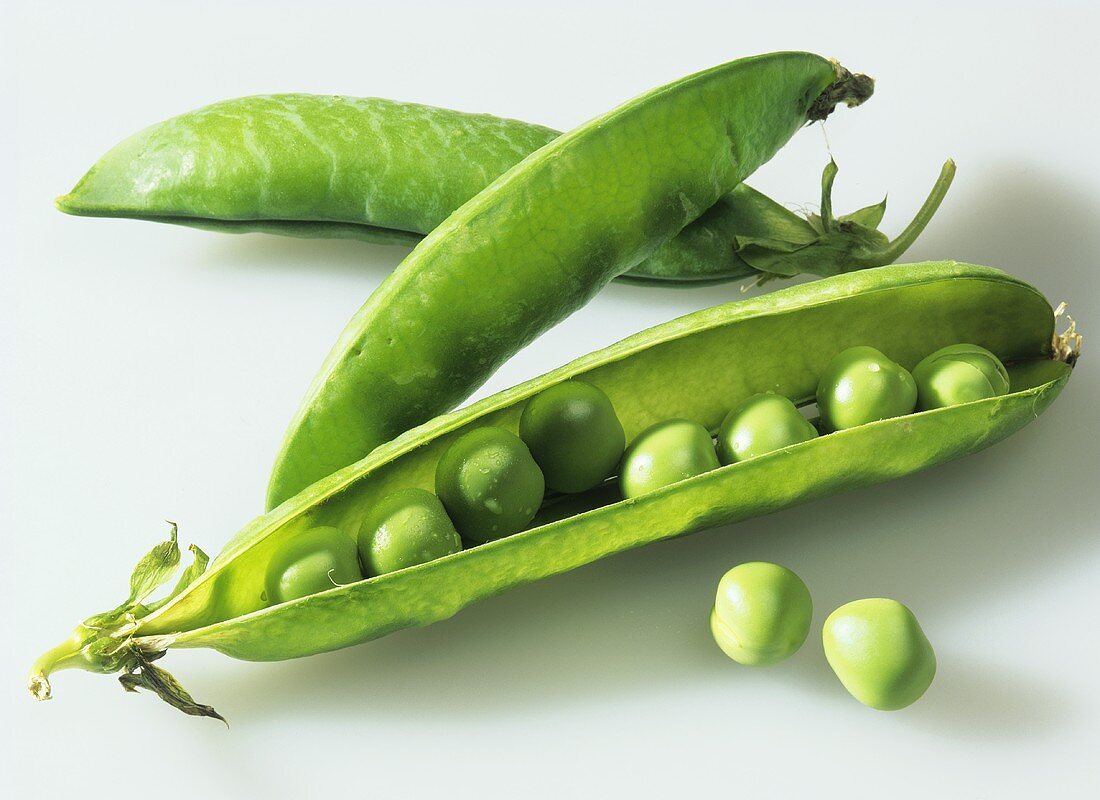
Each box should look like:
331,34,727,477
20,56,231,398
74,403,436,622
808,63,876,121
28,631,98,701
871,160,957,264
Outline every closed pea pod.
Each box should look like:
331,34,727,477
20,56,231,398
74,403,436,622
262,53,875,508
29,263,1078,720
56,93,956,287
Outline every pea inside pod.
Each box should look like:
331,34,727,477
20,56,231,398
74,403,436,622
817,346,917,431
519,380,625,494
716,393,818,464
619,419,720,499
263,526,362,605
913,343,1010,409
29,263,1077,720
435,427,545,542
357,488,462,576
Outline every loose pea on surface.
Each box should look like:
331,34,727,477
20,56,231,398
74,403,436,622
519,380,626,493
822,598,937,710
710,562,812,666
619,418,720,499
264,526,362,605
716,393,818,464
913,343,1010,410
358,488,462,576
816,346,918,431
435,427,545,543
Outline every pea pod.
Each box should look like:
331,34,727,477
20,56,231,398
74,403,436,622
263,53,876,507
29,262,1078,720
57,89,954,286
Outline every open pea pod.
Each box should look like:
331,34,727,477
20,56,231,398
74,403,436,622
29,262,1079,720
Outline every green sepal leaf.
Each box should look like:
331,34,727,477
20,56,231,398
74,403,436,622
842,198,887,229
819,158,839,232
744,159,956,280
125,522,183,605
82,523,183,630
119,653,226,724
144,543,211,614
732,235,808,255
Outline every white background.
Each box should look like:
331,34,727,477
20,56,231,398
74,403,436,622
4,1,1098,797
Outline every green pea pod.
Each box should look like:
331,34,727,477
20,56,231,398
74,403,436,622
262,53,874,507
57,91,953,286
29,262,1079,721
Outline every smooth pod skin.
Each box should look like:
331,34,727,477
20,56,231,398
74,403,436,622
619,419,720,498
30,264,1075,719
357,488,462,576
816,346,918,431
716,393,818,464
263,526,361,605
435,427,545,542
263,54,873,508
62,95,973,292
913,343,1010,410
519,380,625,493
710,562,812,666
822,598,937,710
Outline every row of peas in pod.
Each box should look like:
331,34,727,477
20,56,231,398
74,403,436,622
263,343,1010,606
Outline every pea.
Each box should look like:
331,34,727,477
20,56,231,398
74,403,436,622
710,562,812,666
619,419,719,499
816,346,917,431
435,427,545,543
264,526,362,605
913,343,1010,410
716,393,817,464
357,488,462,576
519,380,625,494
822,598,936,710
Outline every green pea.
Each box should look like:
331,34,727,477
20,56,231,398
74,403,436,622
913,343,1010,410
358,488,462,576
716,393,817,464
822,598,936,710
710,562,812,666
619,419,719,499
816,346,917,431
436,427,545,543
264,526,362,605
519,380,625,494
